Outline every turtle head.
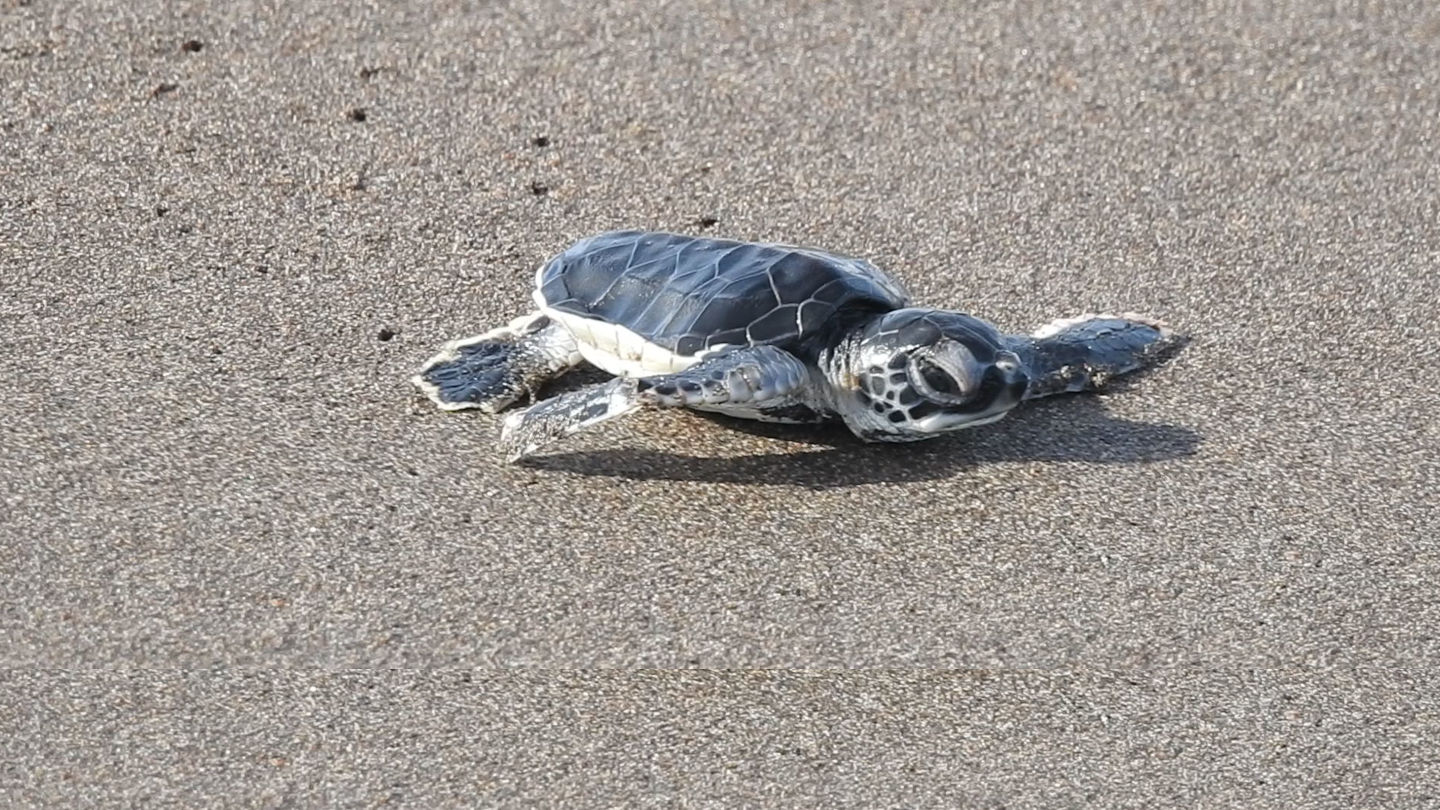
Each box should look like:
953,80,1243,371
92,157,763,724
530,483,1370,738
842,308,1029,441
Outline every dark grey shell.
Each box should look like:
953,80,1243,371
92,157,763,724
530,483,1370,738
536,230,911,357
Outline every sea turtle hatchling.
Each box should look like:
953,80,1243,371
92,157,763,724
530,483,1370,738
412,230,1185,461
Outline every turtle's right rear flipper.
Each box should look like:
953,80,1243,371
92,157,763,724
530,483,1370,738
411,313,581,413
499,378,643,461
1010,313,1188,400
499,345,809,461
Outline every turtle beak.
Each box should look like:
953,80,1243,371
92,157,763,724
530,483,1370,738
994,351,1030,400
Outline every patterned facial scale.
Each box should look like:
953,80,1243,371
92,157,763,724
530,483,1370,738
835,309,1029,441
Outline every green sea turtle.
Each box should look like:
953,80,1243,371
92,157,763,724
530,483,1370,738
412,230,1183,461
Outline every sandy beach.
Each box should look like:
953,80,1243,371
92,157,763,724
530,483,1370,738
4,1,1437,805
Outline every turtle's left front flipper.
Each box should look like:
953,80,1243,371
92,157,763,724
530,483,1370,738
1007,313,1188,401
499,345,809,461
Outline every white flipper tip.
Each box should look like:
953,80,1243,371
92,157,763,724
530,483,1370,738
499,410,537,462
1031,312,1173,339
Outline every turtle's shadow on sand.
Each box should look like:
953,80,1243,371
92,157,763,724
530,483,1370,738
522,396,1200,489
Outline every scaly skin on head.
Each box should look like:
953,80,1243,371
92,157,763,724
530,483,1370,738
817,308,1030,442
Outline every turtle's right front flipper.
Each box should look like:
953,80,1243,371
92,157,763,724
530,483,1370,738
499,345,809,461
1008,313,1187,401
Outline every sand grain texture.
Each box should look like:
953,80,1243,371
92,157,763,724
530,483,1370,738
3,1,1437,806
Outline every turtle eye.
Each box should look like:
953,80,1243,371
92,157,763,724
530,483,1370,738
907,355,972,404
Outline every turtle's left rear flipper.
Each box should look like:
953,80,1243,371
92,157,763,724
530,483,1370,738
499,345,808,461
411,313,581,413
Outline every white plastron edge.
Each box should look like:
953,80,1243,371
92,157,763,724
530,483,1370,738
540,306,710,379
